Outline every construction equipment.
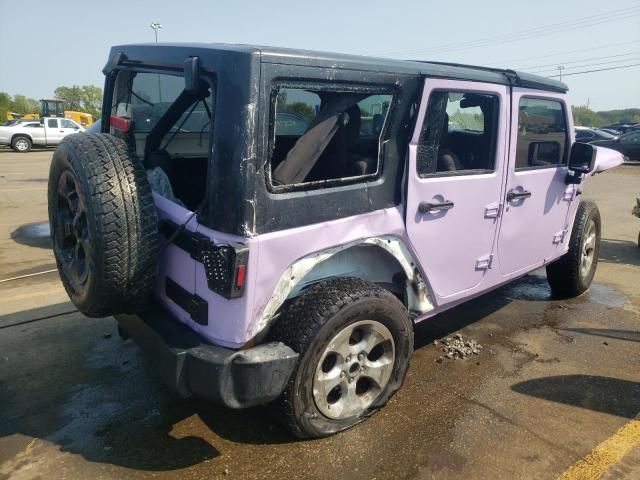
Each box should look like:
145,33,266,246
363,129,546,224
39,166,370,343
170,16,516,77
5,99,94,128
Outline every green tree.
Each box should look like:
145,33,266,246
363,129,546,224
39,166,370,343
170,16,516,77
572,106,603,127
0,92,11,121
54,85,83,111
286,101,316,120
53,84,103,117
80,85,103,117
10,95,40,115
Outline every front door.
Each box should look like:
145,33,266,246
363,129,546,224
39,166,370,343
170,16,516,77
406,79,508,304
59,118,81,140
497,90,574,276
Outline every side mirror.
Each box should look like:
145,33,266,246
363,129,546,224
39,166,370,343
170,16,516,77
568,142,596,174
184,56,201,96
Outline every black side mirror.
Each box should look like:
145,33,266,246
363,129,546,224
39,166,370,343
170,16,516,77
568,142,596,173
565,142,596,184
184,56,201,96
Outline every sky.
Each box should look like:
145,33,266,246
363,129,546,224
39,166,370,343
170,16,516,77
0,0,638,111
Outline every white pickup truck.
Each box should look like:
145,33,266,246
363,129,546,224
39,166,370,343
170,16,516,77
0,117,85,152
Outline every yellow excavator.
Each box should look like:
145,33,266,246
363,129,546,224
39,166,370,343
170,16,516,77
5,99,94,127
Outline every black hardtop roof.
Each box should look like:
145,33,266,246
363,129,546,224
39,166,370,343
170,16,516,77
111,42,568,93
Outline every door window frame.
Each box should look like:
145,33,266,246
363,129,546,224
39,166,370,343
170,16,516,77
513,95,571,172
414,86,503,179
265,80,397,193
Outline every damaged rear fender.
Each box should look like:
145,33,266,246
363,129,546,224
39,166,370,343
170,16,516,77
254,236,434,340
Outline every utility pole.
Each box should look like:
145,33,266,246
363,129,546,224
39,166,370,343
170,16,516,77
558,65,565,82
150,22,162,43
150,23,163,101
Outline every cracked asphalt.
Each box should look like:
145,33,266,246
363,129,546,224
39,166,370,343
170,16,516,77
0,149,638,479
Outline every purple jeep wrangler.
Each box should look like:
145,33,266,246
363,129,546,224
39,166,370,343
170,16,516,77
48,44,624,438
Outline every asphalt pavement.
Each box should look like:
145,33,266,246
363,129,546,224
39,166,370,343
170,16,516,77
0,148,638,480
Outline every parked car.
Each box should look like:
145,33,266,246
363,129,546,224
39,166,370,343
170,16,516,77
86,119,101,133
600,123,639,134
575,127,618,143
598,127,623,136
590,131,640,161
0,117,84,152
47,43,624,438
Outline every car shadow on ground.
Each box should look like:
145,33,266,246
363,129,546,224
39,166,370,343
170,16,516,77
511,375,640,419
598,238,640,267
0,302,295,473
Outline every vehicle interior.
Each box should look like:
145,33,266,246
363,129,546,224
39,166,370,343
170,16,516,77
270,88,392,188
418,91,499,175
110,70,213,211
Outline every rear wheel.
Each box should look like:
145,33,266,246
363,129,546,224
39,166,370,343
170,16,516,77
270,277,413,438
11,136,32,153
546,201,601,298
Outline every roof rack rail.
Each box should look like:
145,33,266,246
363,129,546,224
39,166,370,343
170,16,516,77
408,60,520,85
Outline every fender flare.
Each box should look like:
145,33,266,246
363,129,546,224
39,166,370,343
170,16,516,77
254,235,434,337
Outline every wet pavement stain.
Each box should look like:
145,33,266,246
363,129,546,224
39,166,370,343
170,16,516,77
10,222,51,249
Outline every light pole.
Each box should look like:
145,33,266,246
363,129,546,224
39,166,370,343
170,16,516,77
557,65,565,82
150,22,162,43
150,22,163,101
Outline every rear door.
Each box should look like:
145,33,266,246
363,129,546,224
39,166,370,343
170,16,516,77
406,79,508,304
497,90,574,275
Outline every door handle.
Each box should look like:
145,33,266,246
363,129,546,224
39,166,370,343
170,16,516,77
506,190,532,202
419,200,454,213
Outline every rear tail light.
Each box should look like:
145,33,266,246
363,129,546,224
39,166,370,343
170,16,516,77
201,243,249,299
235,264,247,290
109,115,130,133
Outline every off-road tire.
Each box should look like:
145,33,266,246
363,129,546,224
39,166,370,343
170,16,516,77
269,277,413,438
546,200,601,298
48,133,158,317
11,135,32,153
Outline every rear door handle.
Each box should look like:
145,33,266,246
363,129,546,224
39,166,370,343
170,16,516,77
506,190,532,202
419,200,454,213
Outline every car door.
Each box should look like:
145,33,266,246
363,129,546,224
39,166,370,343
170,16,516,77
619,132,640,160
59,118,82,139
406,79,508,304
44,118,64,144
497,89,574,276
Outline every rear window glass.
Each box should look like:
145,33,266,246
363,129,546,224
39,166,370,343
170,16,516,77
122,73,211,134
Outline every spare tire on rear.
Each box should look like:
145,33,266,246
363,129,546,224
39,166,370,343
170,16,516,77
48,133,159,317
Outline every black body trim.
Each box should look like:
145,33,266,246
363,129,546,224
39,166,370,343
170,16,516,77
115,305,299,408
165,278,208,325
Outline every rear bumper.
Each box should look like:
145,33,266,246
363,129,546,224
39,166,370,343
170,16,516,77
115,304,299,409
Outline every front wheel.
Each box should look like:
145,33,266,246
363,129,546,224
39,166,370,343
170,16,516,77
546,200,601,298
11,136,32,153
270,277,413,438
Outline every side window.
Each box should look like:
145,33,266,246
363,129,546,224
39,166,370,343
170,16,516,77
61,119,77,129
621,132,640,145
269,86,394,189
47,119,58,128
417,90,499,176
575,130,592,140
515,97,568,170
